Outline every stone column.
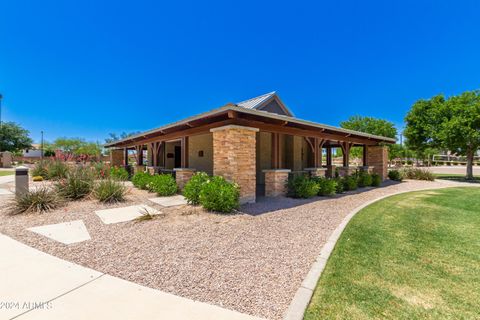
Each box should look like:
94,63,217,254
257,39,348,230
110,149,124,167
174,168,196,190
367,145,388,180
263,169,290,197
326,165,336,178
304,167,327,178
211,125,259,204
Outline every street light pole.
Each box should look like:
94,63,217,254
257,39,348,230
41,131,44,161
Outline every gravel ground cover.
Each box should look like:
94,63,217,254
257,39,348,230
0,179,472,319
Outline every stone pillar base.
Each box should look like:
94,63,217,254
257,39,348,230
367,146,388,180
134,165,145,174
263,169,291,197
304,167,327,178
359,166,374,174
326,165,336,178
146,166,163,175
337,166,357,177
110,149,124,167
174,168,196,190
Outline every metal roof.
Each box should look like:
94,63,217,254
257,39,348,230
236,91,276,109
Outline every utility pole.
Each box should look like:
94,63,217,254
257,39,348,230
41,131,44,161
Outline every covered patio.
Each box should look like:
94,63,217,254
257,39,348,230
106,92,394,203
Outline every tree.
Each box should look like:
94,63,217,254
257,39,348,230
53,138,85,156
105,131,140,144
405,90,480,179
0,121,33,152
340,116,397,139
340,116,398,160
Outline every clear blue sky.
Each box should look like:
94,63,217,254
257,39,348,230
1,0,479,143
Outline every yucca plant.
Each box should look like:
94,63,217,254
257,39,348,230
9,187,62,214
93,179,127,203
55,166,94,200
47,160,70,180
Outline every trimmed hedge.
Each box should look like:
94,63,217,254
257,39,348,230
388,169,403,181
132,172,153,190
288,175,320,198
183,172,209,205
313,177,337,196
147,174,178,196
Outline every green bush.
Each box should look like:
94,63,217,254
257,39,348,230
93,179,126,203
315,177,337,196
47,161,70,180
401,168,435,181
357,172,373,187
132,172,153,190
334,177,344,193
55,167,94,200
32,161,49,179
288,175,320,198
343,175,358,191
110,166,129,181
199,176,239,213
388,170,403,181
371,173,382,187
183,172,209,205
406,160,413,165
147,174,177,196
9,187,63,214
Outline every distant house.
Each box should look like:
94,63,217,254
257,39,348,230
106,92,394,203
23,144,43,158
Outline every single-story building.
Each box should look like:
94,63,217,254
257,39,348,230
105,92,395,203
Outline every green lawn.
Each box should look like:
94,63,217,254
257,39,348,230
433,173,480,183
305,187,480,320
0,171,14,176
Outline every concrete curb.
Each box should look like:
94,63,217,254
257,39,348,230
282,185,466,320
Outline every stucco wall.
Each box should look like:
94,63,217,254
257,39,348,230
256,132,272,184
188,133,213,175
165,141,180,169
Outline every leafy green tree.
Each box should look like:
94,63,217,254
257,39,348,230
53,138,85,157
75,142,102,157
105,131,140,144
0,122,33,152
405,90,480,179
340,115,398,160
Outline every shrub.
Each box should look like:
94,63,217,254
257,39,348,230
357,172,373,187
55,167,94,200
401,168,435,181
32,176,44,182
93,179,126,203
343,175,358,191
406,160,413,165
288,175,319,198
110,166,129,181
334,177,344,193
147,174,177,196
388,170,403,181
371,173,382,187
199,176,239,213
313,177,337,196
47,161,69,180
92,162,110,179
9,187,62,214
32,161,49,179
183,172,209,205
132,172,153,190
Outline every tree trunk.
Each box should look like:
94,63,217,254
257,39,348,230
466,150,474,180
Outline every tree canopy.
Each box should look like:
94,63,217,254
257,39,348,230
105,131,140,144
340,116,397,139
405,90,480,179
52,137,102,160
0,121,33,152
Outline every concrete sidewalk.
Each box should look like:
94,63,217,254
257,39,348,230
0,234,261,320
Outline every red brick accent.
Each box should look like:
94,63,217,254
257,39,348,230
211,125,259,204
367,146,388,180
263,169,290,197
174,168,196,190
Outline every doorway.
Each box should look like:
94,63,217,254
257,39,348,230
174,146,182,168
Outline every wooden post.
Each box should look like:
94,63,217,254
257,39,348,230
363,145,368,166
180,136,189,168
123,148,129,166
271,132,280,169
326,146,332,166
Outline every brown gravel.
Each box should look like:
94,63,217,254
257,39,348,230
0,179,474,319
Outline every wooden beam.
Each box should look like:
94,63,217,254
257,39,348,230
271,133,280,169
180,136,188,168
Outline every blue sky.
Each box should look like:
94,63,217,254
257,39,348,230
1,0,479,143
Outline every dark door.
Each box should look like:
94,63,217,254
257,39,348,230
174,146,182,168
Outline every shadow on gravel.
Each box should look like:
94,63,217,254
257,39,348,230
241,180,401,216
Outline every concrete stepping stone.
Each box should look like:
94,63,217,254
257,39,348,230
95,205,160,224
27,220,91,245
148,195,187,207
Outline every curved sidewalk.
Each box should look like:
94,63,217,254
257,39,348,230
0,234,261,320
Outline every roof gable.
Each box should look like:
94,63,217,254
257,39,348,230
236,92,294,117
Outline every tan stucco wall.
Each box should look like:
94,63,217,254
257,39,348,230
165,141,180,169
256,132,272,184
188,133,213,175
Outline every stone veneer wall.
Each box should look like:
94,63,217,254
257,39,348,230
174,168,196,190
263,169,290,197
367,146,388,180
110,149,124,166
211,125,258,204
